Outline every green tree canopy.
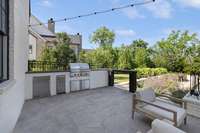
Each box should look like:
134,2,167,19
56,32,71,44
80,47,116,69
130,39,148,49
78,30,200,73
152,30,199,72
40,33,76,67
90,26,115,47
129,39,153,68
117,46,134,69
40,48,55,62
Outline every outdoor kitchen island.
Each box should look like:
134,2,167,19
25,64,109,100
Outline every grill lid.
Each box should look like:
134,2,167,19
69,63,90,72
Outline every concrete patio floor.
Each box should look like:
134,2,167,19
14,87,200,133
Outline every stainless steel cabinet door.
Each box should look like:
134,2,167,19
33,76,50,98
56,75,66,94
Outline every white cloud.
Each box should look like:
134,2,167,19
40,0,53,7
175,0,200,9
145,0,173,19
122,8,145,19
111,0,173,19
115,29,136,37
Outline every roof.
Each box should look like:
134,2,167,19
30,15,56,37
69,35,82,45
29,15,82,45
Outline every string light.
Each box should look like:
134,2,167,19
29,0,155,27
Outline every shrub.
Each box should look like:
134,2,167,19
136,68,168,78
143,73,179,94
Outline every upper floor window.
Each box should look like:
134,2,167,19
29,45,32,54
0,0,9,82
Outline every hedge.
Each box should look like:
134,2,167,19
136,68,168,78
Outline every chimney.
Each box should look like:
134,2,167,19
48,18,55,33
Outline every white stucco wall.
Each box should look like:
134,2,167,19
28,34,37,60
25,72,70,100
25,70,108,100
90,71,108,89
0,0,29,133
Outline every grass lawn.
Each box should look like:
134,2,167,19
114,74,129,84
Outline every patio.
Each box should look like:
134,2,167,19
14,87,200,133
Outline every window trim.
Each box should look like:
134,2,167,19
0,0,9,83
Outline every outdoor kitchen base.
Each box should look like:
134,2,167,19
183,93,200,118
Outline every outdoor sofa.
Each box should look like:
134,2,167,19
132,88,187,127
147,119,186,133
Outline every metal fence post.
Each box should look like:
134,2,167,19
108,70,114,86
129,71,137,93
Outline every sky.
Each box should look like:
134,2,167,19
31,0,200,49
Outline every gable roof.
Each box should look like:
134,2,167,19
29,28,47,42
30,15,56,38
29,15,82,45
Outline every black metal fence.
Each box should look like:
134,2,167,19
28,61,68,72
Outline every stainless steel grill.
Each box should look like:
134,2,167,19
69,63,90,91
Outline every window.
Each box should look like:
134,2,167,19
29,45,32,54
0,0,9,82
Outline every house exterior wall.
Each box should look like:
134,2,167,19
28,34,37,60
90,71,108,89
36,38,46,59
28,33,82,60
35,38,56,60
0,0,29,133
70,44,79,57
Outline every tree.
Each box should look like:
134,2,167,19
90,26,115,47
56,32,71,44
40,32,76,67
184,42,200,74
80,47,117,69
117,46,134,69
39,47,55,62
53,44,76,66
152,30,199,72
135,48,149,68
129,39,153,68
130,39,148,49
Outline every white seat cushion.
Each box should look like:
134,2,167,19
140,100,186,126
151,119,186,133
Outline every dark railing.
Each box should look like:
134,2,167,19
28,61,68,72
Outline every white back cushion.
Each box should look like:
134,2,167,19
136,88,156,102
152,119,186,133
